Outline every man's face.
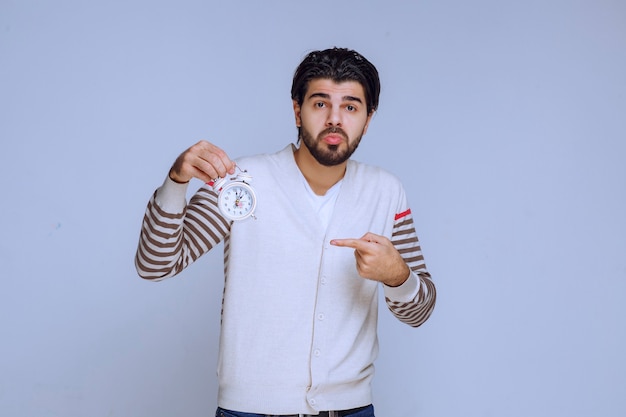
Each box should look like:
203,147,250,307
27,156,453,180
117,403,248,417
293,78,373,166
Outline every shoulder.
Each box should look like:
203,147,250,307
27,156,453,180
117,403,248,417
347,159,405,192
235,144,294,171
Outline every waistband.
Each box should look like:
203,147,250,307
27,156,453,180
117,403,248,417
277,404,370,416
218,404,372,417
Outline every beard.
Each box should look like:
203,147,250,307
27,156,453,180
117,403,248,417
299,125,364,166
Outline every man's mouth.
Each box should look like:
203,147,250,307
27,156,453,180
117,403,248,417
319,127,347,145
323,134,344,145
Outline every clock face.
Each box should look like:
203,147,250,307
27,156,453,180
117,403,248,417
217,182,257,221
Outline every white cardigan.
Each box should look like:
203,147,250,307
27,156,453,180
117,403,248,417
135,144,436,415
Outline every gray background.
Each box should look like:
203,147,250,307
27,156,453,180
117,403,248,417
1,0,625,416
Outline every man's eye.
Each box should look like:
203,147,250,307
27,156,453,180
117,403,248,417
346,105,356,112
315,102,325,108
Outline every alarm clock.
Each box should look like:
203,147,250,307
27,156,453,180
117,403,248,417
210,169,257,221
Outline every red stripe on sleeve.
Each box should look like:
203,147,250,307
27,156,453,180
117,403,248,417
394,209,412,221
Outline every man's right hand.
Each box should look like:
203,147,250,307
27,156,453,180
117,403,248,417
168,140,236,184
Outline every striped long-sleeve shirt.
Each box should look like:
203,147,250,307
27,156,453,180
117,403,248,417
135,144,435,415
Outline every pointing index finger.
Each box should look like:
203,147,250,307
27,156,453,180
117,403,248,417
330,237,375,250
330,238,357,248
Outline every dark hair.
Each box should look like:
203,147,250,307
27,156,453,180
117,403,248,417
291,47,380,114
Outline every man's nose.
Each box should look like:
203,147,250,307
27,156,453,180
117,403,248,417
326,106,342,126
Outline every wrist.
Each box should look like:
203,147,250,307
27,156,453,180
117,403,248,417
385,267,410,288
168,170,190,184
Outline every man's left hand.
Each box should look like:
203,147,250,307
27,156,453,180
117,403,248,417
330,232,410,287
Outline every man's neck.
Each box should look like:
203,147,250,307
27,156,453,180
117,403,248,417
293,144,347,196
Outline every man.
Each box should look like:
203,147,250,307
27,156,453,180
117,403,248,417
135,47,436,417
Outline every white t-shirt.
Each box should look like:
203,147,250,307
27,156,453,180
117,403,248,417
302,177,343,231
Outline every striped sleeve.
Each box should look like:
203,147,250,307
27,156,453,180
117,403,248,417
135,184,230,281
385,208,436,328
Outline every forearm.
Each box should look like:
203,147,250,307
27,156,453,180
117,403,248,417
384,268,436,328
135,177,229,280
384,215,436,327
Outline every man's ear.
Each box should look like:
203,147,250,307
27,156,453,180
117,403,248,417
292,100,302,127
363,111,375,135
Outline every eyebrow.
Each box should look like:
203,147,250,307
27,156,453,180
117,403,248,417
307,92,363,104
